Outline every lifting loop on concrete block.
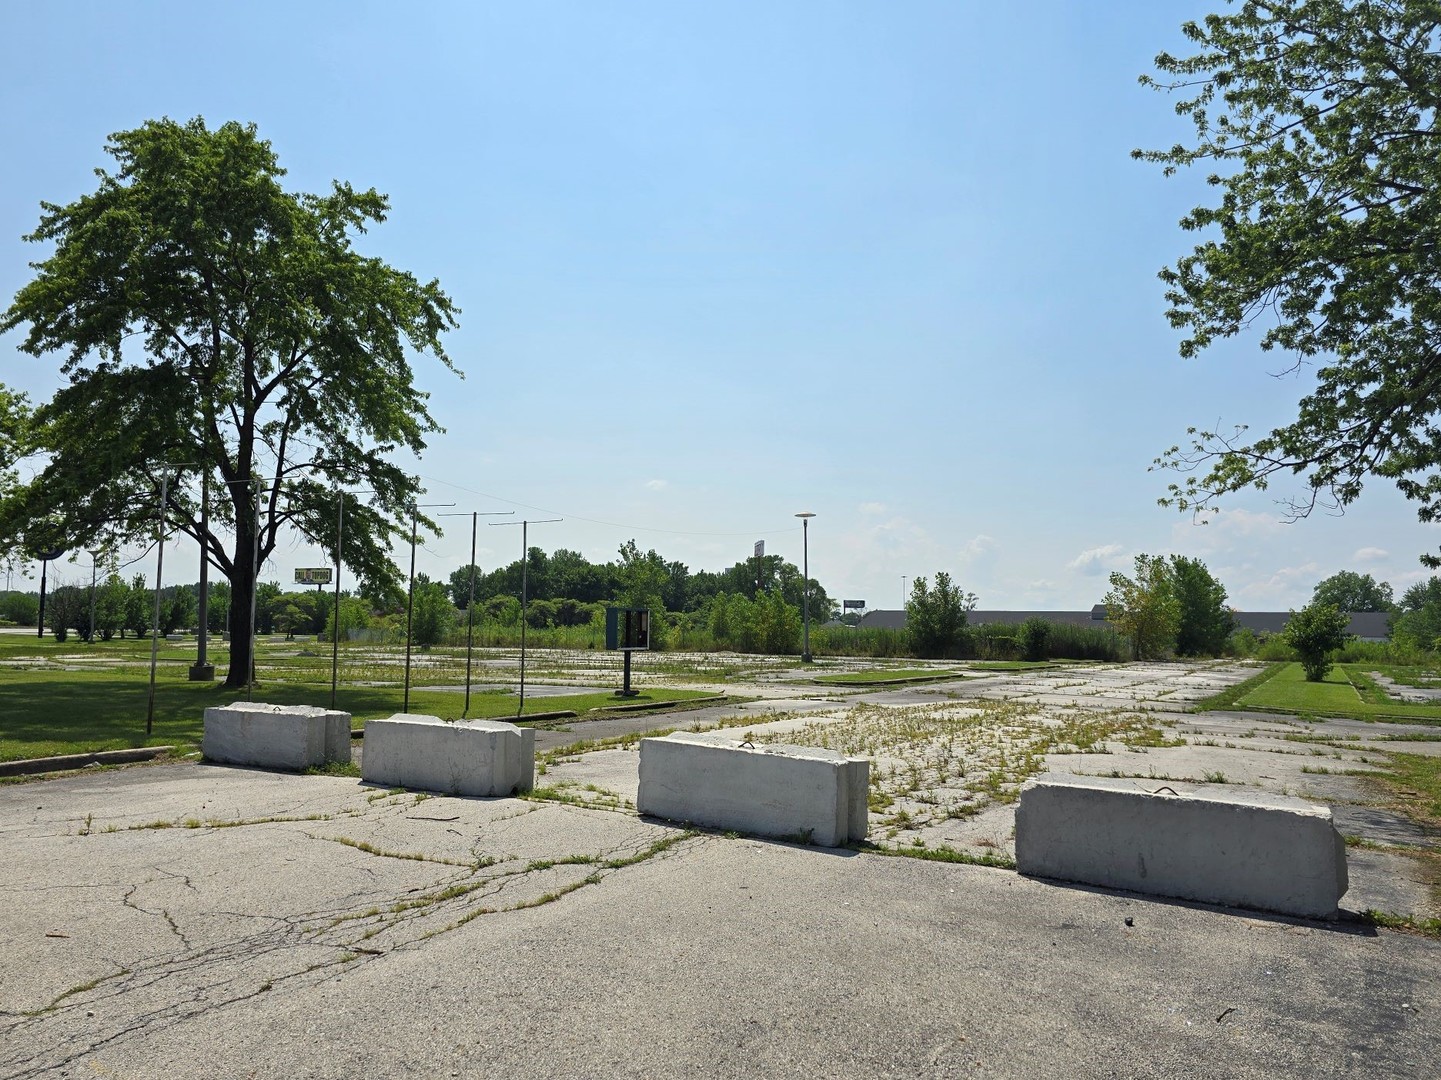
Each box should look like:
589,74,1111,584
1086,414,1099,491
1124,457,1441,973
1149,786,1180,796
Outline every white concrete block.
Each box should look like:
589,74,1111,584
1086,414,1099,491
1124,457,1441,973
637,732,869,847
1015,773,1349,918
202,702,352,771
360,714,534,797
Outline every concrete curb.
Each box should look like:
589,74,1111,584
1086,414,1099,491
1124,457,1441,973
599,694,728,713
811,675,960,688
0,745,178,778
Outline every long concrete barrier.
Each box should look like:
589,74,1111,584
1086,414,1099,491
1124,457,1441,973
1015,773,1349,918
202,703,352,771
637,732,868,847
360,714,534,797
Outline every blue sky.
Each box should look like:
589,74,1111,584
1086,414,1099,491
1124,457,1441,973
3,1,1436,610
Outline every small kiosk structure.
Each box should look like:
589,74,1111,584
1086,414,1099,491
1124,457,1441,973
605,606,650,697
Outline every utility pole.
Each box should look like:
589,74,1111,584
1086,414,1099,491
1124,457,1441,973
403,501,454,712
491,517,561,716
190,470,214,681
146,471,177,734
439,510,513,716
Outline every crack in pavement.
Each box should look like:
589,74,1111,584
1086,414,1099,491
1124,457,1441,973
2,810,695,1078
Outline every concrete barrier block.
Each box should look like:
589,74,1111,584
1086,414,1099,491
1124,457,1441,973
1015,773,1349,918
360,714,535,797
202,702,352,771
637,732,869,847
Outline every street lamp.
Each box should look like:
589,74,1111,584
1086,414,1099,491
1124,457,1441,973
491,517,562,716
795,512,815,663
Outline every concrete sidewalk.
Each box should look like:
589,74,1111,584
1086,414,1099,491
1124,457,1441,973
3,761,1438,1079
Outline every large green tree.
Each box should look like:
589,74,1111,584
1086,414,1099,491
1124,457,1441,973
1311,569,1395,612
0,118,458,687
1169,555,1234,656
1391,576,1441,650
1139,3,1441,566
1105,554,1181,661
906,572,976,659
0,387,28,578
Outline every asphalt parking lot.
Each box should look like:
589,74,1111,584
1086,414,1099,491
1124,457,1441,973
3,661,1439,1078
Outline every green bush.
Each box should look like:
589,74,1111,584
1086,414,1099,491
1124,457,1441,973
810,626,909,658
1,591,39,626
1334,638,1435,666
1043,622,1126,662
1019,617,1051,661
1254,634,1295,662
1282,603,1351,682
1226,627,1260,657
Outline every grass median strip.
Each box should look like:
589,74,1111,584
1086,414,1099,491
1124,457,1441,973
1232,663,1441,724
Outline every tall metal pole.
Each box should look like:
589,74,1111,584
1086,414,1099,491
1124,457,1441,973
88,554,99,643
519,520,527,711
331,490,344,709
796,512,815,663
439,510,512,717
465,513,477,715
191,471,212,681
248,485,262,700
404,503,417,713
36,558,48,639
403,500,455,712
146,473,171,735
491,517,560,718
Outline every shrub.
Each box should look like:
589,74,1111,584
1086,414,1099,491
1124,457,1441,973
1282,603,1351,682
1019,617,1051,661
1254,634,1295,662
1044,622,1126,662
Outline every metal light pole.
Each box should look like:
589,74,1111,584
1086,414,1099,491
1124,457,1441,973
796,512,816,663
331,490,345,708
902,576,908,610
248,484,263,700
190,470,214,681
88,550,102,643
36,550,62,639
491,517,561,717
439,510,513,716
146,471,177,735
403,501,454,712
328,485,375,708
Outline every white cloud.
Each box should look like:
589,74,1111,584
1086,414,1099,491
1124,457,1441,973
1068,544,1126,575
857,502,887,516
1230,562,1321,608
1171,507,1286,555
1353,546,1389,562
959,534,996,560
644,479,667,491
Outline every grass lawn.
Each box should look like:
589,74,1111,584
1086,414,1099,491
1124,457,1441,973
1377,752,1441,825
812,669,962,685
1233,662,1441,724
0,636,712,761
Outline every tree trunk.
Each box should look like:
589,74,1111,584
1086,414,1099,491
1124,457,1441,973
223,533,256,690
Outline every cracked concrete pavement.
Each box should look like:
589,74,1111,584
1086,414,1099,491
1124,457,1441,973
4,660,1440,1078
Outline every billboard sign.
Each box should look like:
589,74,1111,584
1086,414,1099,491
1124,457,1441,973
294,567,333,585
754,540,764,558
843,600,866,610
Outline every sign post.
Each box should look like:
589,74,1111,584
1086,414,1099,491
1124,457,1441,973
605,606,650,697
